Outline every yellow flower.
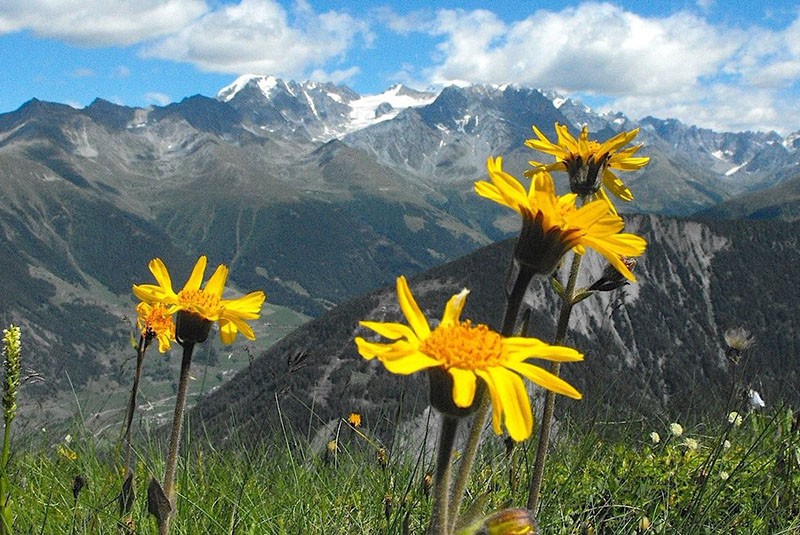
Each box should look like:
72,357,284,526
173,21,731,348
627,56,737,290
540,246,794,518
57,444,77,462
347,412,362,427
525,123,649,213
355,276,583,442
133,256,266,345
476,157,646,280
136,301,175,353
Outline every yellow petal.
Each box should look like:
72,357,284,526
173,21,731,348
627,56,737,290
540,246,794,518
218,320,238,345
396,276,431,339
603,169,634,201
441,288,469,327
505,361,582,399
449,367,477,408
475,370,504,435
382,351,440,375
359,320,417,342
148,258,174,293
490,367,533,441
204,263,229,298
503,338,583,362
184,256,208,292
355,337,393,360
221,291,266,320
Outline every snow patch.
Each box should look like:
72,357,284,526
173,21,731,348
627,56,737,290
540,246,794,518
347,85,436,132
725,162,747,176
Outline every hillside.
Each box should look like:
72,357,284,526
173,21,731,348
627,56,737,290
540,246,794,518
190,215,800,446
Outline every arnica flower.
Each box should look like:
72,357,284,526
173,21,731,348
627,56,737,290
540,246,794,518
133,256,266,345
475,157,646,280
355,276,583,442
525,123,649,213
136,302,175,353
347,412,362,427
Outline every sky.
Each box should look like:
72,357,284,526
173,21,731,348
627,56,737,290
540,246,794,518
1,0,799,134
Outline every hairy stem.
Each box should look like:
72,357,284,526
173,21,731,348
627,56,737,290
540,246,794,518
527,253,582,511
159,342,195,534
427,416,459,535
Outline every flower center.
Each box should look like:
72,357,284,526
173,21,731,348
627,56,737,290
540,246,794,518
420,321,505,369
177,289,220,317
143,303,174,337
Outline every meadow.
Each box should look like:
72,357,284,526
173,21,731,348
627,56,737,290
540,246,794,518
7,405,800,533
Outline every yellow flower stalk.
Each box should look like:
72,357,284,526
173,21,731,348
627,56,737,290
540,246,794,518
355,276,583,442
133,256,266,345
136,302,175,353
525,123,649,213
476,156,646,280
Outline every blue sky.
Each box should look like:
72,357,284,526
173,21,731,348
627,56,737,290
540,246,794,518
1,0,799,134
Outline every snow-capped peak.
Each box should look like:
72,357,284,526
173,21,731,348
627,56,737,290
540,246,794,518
217,74,279,102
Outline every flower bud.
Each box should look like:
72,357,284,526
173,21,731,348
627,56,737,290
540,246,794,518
459,508,538,535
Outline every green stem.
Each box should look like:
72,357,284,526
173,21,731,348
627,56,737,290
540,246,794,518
447,264,536,530
427,416,459,535
447,395,489,532
122,336,147,476
0,415,12,535
159,342,195,535
527,253,582,512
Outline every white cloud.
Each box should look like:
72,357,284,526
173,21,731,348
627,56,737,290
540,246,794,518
71,68,93,78
423,3,737,97
141,0,368,81
403,2,800,133
144,92,172,106
0,0,206,46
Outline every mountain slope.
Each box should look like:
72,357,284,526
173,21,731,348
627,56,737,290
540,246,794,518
190,215,800,446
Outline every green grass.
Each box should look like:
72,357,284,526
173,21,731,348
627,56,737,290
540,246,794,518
4,406,799,534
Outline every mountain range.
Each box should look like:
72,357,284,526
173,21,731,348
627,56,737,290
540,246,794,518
0,74,798,433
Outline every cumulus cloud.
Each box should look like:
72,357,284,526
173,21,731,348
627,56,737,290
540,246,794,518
144,92,172,106
0,0,206,46
398,2,800,133
141,0,368,81
421,3,737,96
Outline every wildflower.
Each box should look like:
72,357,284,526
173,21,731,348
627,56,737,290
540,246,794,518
749,389,766,409
723,440,731,450
639,516,651,531
649,431,661,444
133,256,266,345
525,123,649,213
136,301,175,352
2,326,22,420
720,471,730,481
724,327,755,352
670,422,683,437
326,440,338,453
57,445,78,462
347,412,362,427
475,157,646,279
683,438,699,451
355,276,582,442
727,411,743,427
